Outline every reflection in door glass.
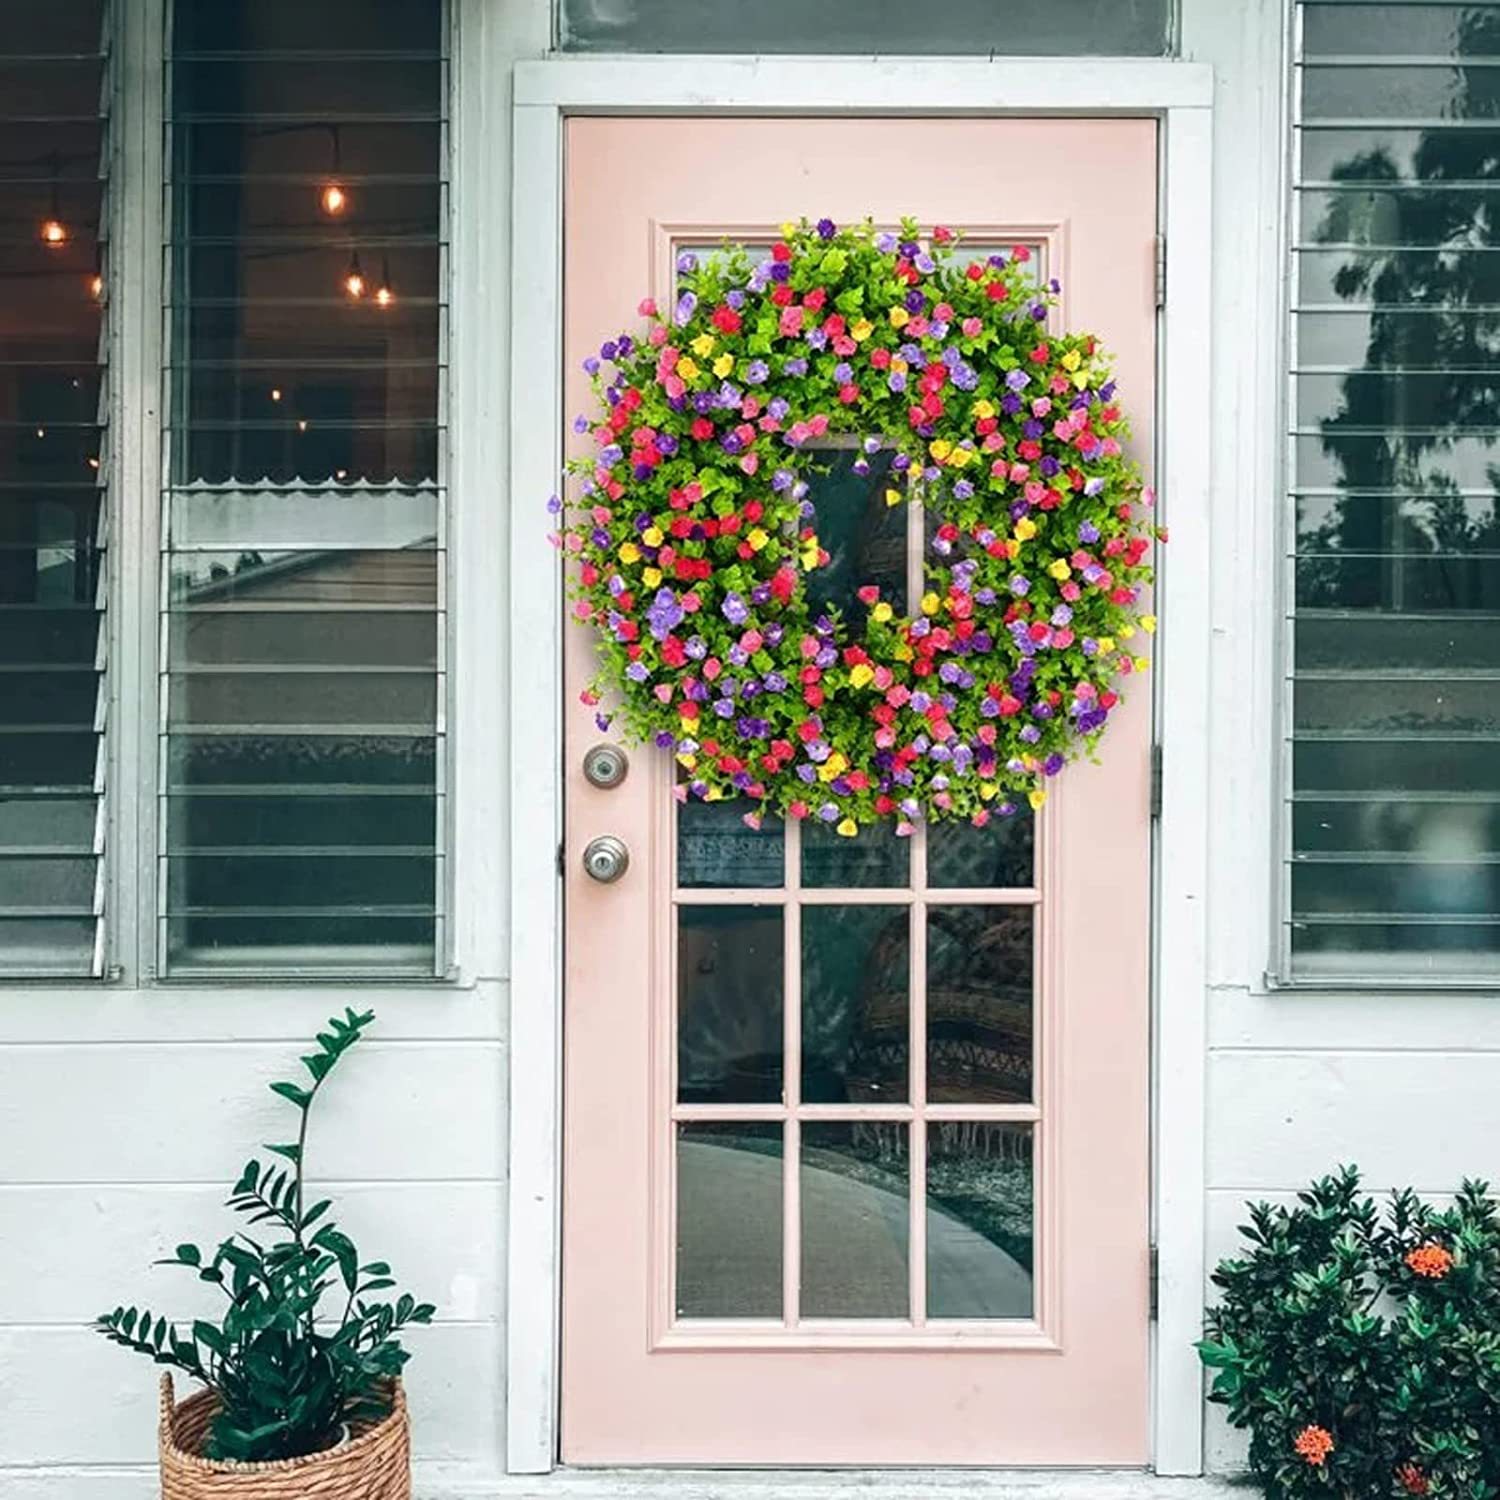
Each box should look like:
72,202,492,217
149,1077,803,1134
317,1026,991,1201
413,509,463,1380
677,1122,783,1318
802,448,906,626
677,795,784,889
801,1123,909,1319
677,905,784,1103
927,1122,1034,1320
927,906,1034,1104
927,812,1035,889
801,906,910,1104
801,816,910,888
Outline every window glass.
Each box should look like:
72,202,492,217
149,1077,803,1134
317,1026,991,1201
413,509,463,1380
559,0,1173,55
162,0,448,976
1289,4,1500,980
0,2,111,976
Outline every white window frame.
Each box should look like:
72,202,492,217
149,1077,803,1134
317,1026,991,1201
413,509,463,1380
505,54,1214,1477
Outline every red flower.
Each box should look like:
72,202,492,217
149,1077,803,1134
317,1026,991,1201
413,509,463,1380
1293,1426,1334,1467
1405,1243,1454,1279
1398,1464,1429,1496
690,417,714,441
771,241,791,262
711,304,742,334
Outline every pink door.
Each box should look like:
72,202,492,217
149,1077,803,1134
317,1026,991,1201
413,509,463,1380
561,117,1156,1467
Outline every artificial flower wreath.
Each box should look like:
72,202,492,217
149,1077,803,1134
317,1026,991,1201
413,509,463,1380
551,218,1162,836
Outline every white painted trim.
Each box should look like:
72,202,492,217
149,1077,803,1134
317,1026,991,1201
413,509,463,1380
505,53,1215,1478
1151,106,1214,1480
514,57,1213,112
504,58,566,1484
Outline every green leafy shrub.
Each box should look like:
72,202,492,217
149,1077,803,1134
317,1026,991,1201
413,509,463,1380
96,1010,434,1462
1199,1166,1500,1499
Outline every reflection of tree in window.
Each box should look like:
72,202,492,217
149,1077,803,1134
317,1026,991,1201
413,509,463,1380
1300,8,1500,964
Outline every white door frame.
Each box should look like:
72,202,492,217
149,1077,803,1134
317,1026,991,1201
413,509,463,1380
506,55,1214,1478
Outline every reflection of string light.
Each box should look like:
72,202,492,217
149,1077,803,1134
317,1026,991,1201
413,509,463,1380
298,419,309,432
35,427,45,439
270,387,283,402
321,182,347,216
344,251,365,299
335,468,348,481
90,273,104,298
87,457,100,470
41,218,68,247
375,256,394,308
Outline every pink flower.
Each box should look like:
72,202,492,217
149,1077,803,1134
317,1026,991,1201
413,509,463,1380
779,305,805,337
638,297,658,317
962,317,982,337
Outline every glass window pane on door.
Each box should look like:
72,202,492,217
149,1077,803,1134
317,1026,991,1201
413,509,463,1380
669,417,1042,1329
1288,4,1500,980
0,1,111,976
160,0,448,976
559,0,1172,56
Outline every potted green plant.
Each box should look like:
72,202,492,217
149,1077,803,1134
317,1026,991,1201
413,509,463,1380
96,1009,433,1499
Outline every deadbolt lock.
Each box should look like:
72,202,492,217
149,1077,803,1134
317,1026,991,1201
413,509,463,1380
582,743,629,790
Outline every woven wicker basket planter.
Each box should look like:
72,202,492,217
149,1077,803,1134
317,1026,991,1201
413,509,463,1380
158,1375,410,1500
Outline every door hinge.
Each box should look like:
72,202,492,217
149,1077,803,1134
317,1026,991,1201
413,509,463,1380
1154,233,1166,310
1150,742,1164,820
1149,1242,1160,1320
556,840,565,877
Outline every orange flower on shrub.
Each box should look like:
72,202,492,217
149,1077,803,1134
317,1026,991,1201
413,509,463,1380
1397,1463,1429,1496
1293,1425,1335,1466
1405,1241,1454,1279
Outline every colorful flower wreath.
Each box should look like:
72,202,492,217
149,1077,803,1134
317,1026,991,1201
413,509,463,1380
551,218,1162,836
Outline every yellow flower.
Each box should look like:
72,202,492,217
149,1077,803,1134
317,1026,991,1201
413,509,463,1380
800,543,821,571
849,663,875,689
979,781,998,801
690,333,716,358
973,399,996,420
713,353,734,378
818,752,849,782
889,306,910,328
1061,349,1082,372
871,602,893,624
1028,789,1048,811
836,817,858,838
642,526,664,546
1140,614,1157,634
1014,518,1037,541
1098,636,1115,654
781,220,797,238
1005,538,1021,559
1118,623,1136,641
676,357,699,379
1072,370,1090,390
894,642,914,662
704,785,722,801
885,488,903,508
890,356,908,375
618,541,641,564
677,751,698,770
1134,655,1151,672
920,591,941,616
747,528,769,552
948,446,974,468
851,318,874,342
1047,559,1070,581
642,566,662,587
929,439,953,462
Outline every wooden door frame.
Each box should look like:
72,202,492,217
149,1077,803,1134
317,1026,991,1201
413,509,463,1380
506,55,1214,1479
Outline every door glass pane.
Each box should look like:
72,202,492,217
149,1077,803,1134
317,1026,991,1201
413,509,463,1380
802,448,906,625
801,818,910,888
678,796,784,889
802,906,909,1104
560,0,1172,55
927,905,1035,1104
801,1123,909,1319
927,1122,1034,1320
928,813,1035,889
678,905,785,1104
677,1123,783,1319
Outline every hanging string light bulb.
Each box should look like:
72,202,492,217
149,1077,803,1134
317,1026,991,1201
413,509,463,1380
375,256,395,308
343,250,366,300
320,125,348,216
40,154,68,248
89,246,104,300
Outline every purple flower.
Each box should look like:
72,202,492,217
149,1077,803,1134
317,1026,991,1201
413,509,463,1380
769,261,791,284
833,361,853,385
674,291,697,326
953,479,974,501
727,288,746,310
768,397,790,420
745,359,770,385
914,252,936,275
1084,476,1106,498
806,327,828,351
1009,574,1031,597
600,444,623,466
721,591,750,626
952,363,978,391
676,251,698,275
572,415,589,434
582,356,600,375
772,469,794,492
904,289,926,313
600,340,618,361
645,587,684,641
784,356,809,377
900,240,920,259
888,371,907,394
625,661,650,683
545,494,562,514
1006,369,1031,392
816,218,837,240
875,232,898,254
